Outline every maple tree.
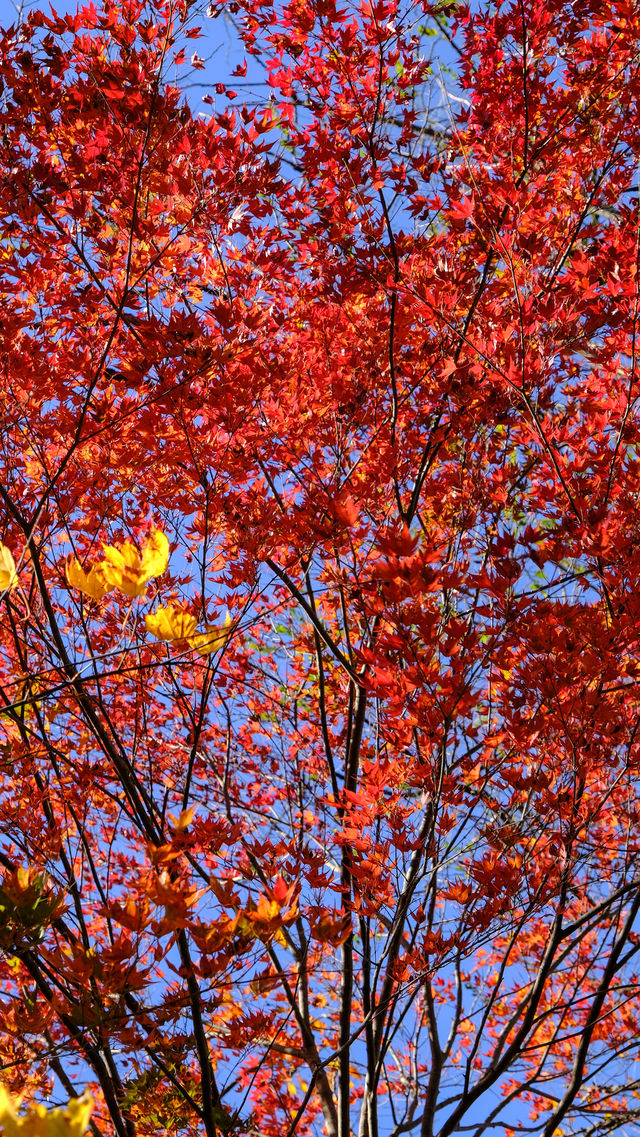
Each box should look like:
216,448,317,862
1,0,640,1133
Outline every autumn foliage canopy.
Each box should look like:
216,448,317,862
1,0,640,1133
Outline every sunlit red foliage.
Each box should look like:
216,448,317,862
1,0,640,1134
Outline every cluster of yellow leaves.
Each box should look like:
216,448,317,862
0,1086,93,1137
0,546,17,592
145,605,231,656
66,530,169,601
101,530,169,597
66,535,230,655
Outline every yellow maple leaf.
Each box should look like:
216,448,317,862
0,1085,93,1137
188,614,232,657
101,529,169,598
172,806,194,832
139,529,170,578
145,604,197,641
0,546,17,592
66,558,112,601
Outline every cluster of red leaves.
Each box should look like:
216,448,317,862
0,0,640,1135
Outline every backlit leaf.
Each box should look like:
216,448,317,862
66,558,112,601
101,530,169,598
188,614,232,656
145,604,197,641
0,546,17,592
0,1085,93,1137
